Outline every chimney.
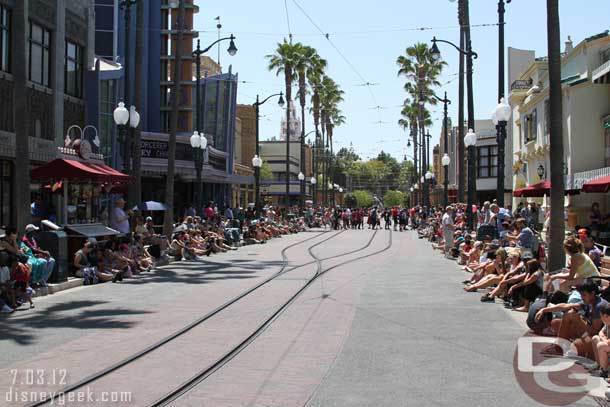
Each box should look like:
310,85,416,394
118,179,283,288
565,35,573,54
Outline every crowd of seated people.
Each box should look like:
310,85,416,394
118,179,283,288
0,224,59,313
415,200,610,388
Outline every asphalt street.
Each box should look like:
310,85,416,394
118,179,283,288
1,229,605,407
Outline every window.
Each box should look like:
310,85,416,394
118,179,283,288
0,6,10,72
28,21,51,86
100,79,117,161
65,40,83,97
523,109,537,144
477,146,498,178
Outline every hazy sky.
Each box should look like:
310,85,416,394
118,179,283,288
193,0,609,162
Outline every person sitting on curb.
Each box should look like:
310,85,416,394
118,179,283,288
549,237,600,293
536,280,606,359
464,248,508,293
506,259,545,312
21,224,55,287
591,304,610,379
480,249,526,303
74,241,114,283
9,257,34,309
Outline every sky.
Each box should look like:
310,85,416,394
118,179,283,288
193,0,609,163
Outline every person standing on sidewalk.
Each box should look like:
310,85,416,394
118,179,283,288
442,206,455,259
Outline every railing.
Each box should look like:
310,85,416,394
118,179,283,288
510,79,533,91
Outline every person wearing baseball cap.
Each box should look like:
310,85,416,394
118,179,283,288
21,224,55,287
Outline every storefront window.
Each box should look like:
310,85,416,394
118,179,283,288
477,146,498,178
0,6,10,73
100,79,116,163
28,21,51,87
65,40,83,97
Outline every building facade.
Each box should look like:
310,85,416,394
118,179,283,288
259,140,312,207
510,32,610,226
0,0,95,227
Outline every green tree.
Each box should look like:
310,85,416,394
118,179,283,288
260,162,273,181
383,190,406,207
350,190,374,208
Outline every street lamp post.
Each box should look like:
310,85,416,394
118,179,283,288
430,36,478,191
190,131,207,211
495,0,511,207
253,92,285,216
119,0,138,174
252,154,263,217
464,128,477,230
192,34,238,135
298,172,305,210
492,97,512,206
432,91,452,207
113,102,140,174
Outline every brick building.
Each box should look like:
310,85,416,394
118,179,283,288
0,0,95,228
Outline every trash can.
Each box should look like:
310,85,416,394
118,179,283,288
36,230,68,283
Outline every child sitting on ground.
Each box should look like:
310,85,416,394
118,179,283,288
9,257,34,308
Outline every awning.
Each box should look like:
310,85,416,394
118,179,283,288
64,223,120,238
31,159,133,183
583,176,610,193
513,180,580,197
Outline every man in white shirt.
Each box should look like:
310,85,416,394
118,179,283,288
111,197,132,234
442,206,455,259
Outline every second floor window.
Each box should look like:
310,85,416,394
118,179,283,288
0,6,10,73
477,146,498,178
28,21,51,87
65,40,83,97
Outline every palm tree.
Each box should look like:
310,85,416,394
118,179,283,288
546,0,565,271
267,40,304,209
298,46,326,207
398,102,419,189
131,0,145,205
318,77,344,206
308,68,325,205
397,42,445,206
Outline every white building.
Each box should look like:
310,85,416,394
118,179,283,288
279,104,302,142
509,32,610,227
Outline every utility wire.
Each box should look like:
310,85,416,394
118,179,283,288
284,0,293,42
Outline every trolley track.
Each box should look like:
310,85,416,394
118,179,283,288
24,229,372,407
149,229,393,407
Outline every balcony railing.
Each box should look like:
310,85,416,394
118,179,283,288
510,79,533,91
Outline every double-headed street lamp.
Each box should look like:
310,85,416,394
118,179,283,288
113,102,140,171
190,131,208,211
464,128,478,230
492,98,512,206
253,92,285,218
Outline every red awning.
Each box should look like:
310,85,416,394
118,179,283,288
513,180,579,197
582,175,610,193
31,159,133,183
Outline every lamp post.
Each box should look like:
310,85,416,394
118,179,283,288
252,154,263,217
442,153,451,206
492,97,512,206
119,0,138,173
253,92,285,216
431,91,452,207
113,102,139,174
190,131,207,211
299,130,315,209
464,128,477,230
298,171,305,210
192,34,238,136
430,35,478,184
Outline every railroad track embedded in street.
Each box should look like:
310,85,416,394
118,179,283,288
149,229,393,407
